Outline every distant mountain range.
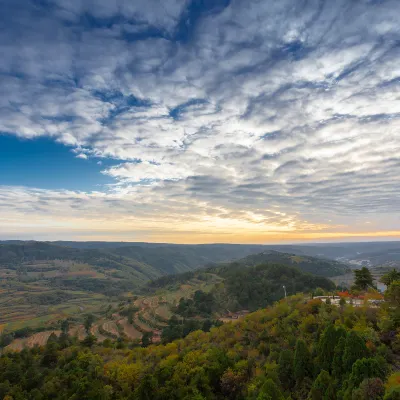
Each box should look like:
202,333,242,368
2,239,399,267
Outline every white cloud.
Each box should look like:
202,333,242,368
1,0,400,239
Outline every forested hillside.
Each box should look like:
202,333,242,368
215,251,351,277
0,242,273,282
0,292,399,399
146,250,350,292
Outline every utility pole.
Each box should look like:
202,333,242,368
283,285,287,298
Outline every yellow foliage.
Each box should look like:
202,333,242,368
104,361,143,388
386,372,400,393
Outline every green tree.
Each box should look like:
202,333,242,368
348,358,386,389
60,319,69,335
294,339,312,384
84,314,95,334
343,332,368,372
318,325,345,372
278,349,295,389
384,389,400,399
380,270,400,287
352,378,385,400
258,379,284,400
332,336,346,378
385,281,400,307
354,267,374,291
81,334,97,347
308,370,335,400
141,331,153,347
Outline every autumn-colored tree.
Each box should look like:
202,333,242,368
352,378,385,400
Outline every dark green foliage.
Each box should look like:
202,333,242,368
81,334,97,347
308,370,335,400
348,358,387,389
216,264,335,311
342,331,368,372
380,270,400,287
278,349,295,389
318,325,346,372
294,339,313,384
141,331,153,347
332,336,346,378
176,290,215,317
84,313,95,334
258,379,285,400
161,316,221,344
353,267,374,290
214,251,350,277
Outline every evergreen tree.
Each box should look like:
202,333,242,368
84,314,95,334
380,270,400,287
258,379,285,400
332,336,346,378
294,339,313,384
348,358,386,389
342,332,368,372
278,349,295,389
318,325,342,372
308,370,335,400
385,281,400,307
354,267,374,291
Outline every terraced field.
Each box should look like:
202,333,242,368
6,330,61,351
117,318,142,340
3,274,223,351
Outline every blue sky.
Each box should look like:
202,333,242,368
0,134,114,190
0,0,399,242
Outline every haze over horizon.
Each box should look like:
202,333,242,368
1,0,399,243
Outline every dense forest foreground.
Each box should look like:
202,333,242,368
0,241,399,399
0,279,399,399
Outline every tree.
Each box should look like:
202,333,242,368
84,314,95,334
81,334,97,347
278,349,295,389
61,319,69,335
294,339,312,384
348,358,386,389
141,332,153,347
354,267,374,291
332,336,346,378
308,370,335,400
384,389,400,399
385,281,400,307
258,379,284,400
343,332,368,372
380,270,400,287
318,325,345,372
352,378,385,400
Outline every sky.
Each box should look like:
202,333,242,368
0,0,399,244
